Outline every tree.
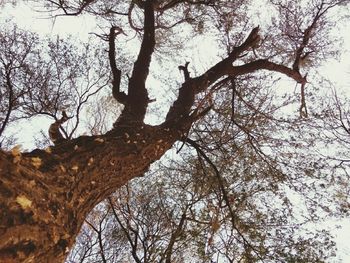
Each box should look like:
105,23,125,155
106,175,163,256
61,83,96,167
0,23,109,148
0,0,349,262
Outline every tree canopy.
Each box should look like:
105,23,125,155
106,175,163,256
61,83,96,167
0,0,350,262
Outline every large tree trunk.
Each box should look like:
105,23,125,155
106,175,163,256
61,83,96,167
0,122,185,262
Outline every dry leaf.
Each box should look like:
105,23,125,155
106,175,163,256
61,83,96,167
94,138,104,143
16,195,32,209
31,157,42,169
11,145,22,156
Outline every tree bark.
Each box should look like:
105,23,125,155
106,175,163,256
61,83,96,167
0,122,188,262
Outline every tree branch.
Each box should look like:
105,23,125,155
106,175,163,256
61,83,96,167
118,0,156,124
129,0,155,90
178,61,190,81
194,26,261,90
0,69,14,138
164,207,188,263
108,197,143,263
46,0,95,16
165,27,261,122
227,59,305,83
185,138,265,261
292,5,322,72
165,26,308,126
108,26,127,104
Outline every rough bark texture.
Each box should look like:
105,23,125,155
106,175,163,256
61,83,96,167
0,122,189,262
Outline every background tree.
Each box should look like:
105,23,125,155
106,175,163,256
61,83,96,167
0,23,110,149
0,0,349,262
67,74,343,262
0,25,39,147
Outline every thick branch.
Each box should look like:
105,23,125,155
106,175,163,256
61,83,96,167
165,27,261,122
291,1,342,72
130,0,155,84
194,26,260,90
108,26,127,104
118,0,155,124
227,60,305,83
178,61,190,81
292,9,320,71
165,27,308,124
160,0,216,11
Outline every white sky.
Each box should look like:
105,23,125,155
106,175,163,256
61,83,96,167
1,1,350,262
1,3,97,38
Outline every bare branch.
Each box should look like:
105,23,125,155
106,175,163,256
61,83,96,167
185,138,266,261
46,0,96,16
227,59,305,83
178,61,190,81
129,0,155,90
117,0,156,124
292,4,323,72
108,26,127,104
0,70,14,139
194,26,261,91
